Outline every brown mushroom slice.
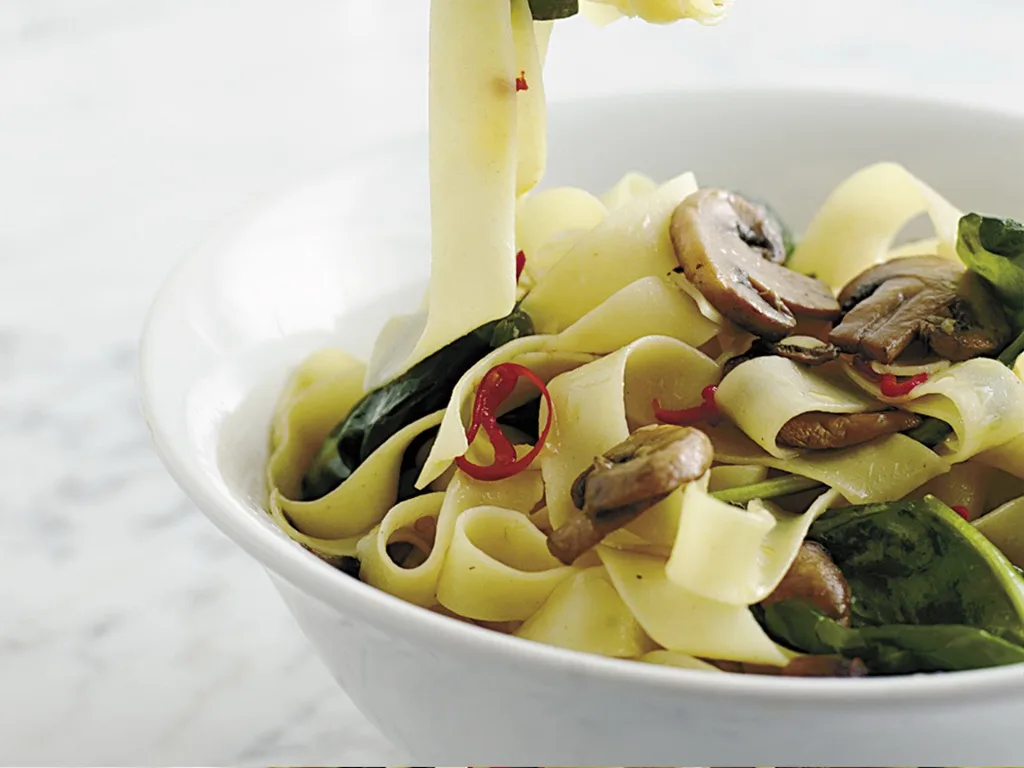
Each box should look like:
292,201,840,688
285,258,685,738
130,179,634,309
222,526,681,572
547,425,713,565
831,255,1011,363
781,655,869,678
777,409,923,450
671,189,840,339
712,655,867,677
762,541,851,625
767,335,839,366
924,270,1016,362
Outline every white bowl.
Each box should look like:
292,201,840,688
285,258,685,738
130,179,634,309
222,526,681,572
140,89,1024,765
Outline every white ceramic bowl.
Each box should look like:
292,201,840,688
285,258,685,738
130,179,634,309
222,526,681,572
140,89,1024,765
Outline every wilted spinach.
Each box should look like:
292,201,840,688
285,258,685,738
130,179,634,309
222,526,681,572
761,601,1024,674
958,213,1024,329
301,308,534,501
811,496,1024,641
759,496,1024,673
528,0,579,20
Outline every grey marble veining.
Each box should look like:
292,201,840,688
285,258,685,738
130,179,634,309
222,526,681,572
2,0,1022,764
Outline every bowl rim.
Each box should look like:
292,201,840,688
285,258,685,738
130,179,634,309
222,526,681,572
140,86,1024,702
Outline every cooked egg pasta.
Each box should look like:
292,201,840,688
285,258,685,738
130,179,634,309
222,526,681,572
845,358,1024,463
716,357,883,459
404,0,520,372
977,434,1024,479
516,566,655,657
551,275,720,354
276,410,444,540
416,337,596,487
788,162,962,290
587,0,735,24
515,186,608,278
667,485,841,605
358,469,545,606
600,171,659,211
437,505,574,620
706,424,950,504
512,0,546,196
598,545,793,665
975,496,1024,567
521,171,699,333
541,335,720,537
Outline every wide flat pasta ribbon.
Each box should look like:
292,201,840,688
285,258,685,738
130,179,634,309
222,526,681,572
598,545,793,666
267,348,366,461
667,484,841,605
845,358,1024,463
552,275,719,354
359,469,544,607
600,171,658,211
706,423,950,504
975,496,1024,568
716,357,883,459
415,336,594,487
788,162,962,290
437,505,574,621
400,0,520,374
541,335,720,538
275,410,444,540
638,649,722,672
516,566,655,657
521,171,699,333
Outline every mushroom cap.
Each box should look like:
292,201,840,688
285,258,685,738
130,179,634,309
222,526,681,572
831,255,1012,363
671,189,840,339
777,409,923,450
762,540,851,625
548,425,713,565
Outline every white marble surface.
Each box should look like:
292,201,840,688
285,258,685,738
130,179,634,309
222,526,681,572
2,0,1022,764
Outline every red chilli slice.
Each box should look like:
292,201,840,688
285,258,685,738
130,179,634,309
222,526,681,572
879,372,929,398
455,362,553,482
516,250,527,281
653,385,720,427
515,71,529,91
952,505,971,521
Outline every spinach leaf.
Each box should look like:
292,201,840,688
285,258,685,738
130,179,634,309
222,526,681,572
809,496,1024,644
301,308,534,501
528,0,578,20
761,600,1024,674
958,213,1024,328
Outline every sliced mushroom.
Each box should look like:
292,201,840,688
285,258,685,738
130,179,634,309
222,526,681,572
781,655,869,678
547,425,713,565
768,335,840,366
762,541,851,625
712,655,868,677
671,190,840,339
723,336,839,375
777,409,923,450
831,256,1011,363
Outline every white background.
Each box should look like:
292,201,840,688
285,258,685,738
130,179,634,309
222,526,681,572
2,0,1023,764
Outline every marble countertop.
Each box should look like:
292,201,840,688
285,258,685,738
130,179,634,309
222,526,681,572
3,0,1022,764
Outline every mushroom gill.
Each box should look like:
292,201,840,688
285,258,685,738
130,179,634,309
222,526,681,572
670,189,840,339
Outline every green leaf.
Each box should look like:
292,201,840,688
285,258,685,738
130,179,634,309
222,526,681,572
957,213,1024,328
527,0,578,20
301,308,535,501
761,600,1024,674
809,497,1024,644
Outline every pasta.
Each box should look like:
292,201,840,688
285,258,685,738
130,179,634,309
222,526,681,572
262,0,1024,677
